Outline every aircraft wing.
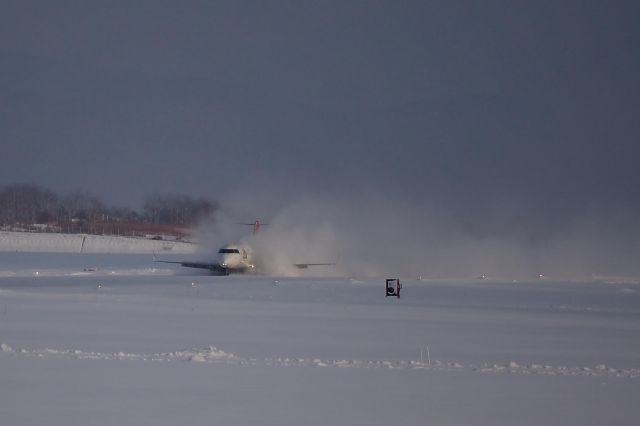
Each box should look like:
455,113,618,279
154,260,227,274
154,259,335,273
293,262,336,269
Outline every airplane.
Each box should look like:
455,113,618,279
154,220,335,275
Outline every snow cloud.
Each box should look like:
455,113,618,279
190,191,640,279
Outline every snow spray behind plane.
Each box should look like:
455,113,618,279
189,191,640,280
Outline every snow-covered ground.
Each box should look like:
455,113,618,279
0,231,195,254
1,244,639,425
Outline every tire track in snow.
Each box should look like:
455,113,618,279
2,343,638,379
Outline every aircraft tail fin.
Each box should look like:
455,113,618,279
239,219,266,235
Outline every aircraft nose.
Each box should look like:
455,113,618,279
220,254,233,267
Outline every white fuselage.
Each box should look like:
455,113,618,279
217,244,255,272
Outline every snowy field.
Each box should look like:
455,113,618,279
1,250,640,425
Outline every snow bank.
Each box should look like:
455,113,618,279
3,342,637,379
0,231,196,254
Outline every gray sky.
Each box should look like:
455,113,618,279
1,1,639,226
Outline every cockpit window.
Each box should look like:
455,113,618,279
218,248,240,254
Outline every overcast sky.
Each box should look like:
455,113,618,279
1,1,639,223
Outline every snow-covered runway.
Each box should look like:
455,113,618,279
1,252,639,425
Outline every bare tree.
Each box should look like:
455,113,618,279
142,193,217,225
1,183,218,235
0,183,59,224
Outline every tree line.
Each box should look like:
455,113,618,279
0,183,218,233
